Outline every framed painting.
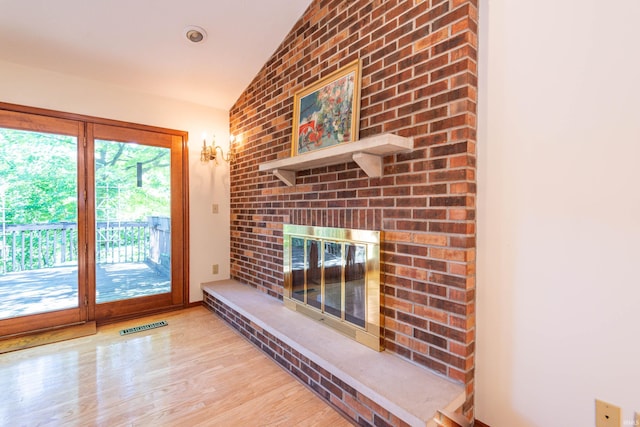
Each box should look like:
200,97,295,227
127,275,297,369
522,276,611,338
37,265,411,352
291,59,361,156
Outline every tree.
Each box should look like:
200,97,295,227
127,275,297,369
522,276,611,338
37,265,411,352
94,139,170,222
0,128,171,225
0,128,77,225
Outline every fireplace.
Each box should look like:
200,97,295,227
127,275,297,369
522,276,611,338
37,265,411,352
283,225,382,350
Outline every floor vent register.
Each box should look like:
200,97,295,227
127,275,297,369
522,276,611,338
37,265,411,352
119,320,168,336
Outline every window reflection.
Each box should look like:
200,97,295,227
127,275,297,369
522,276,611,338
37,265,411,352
291,237,305,303
324,242,342,318
307,240,321,310
345,244,366,328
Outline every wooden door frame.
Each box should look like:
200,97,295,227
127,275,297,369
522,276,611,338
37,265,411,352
0,108,88,338
90,123,189,323
0,102,190,336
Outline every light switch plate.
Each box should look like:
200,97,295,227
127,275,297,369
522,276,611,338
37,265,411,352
595,399,621,427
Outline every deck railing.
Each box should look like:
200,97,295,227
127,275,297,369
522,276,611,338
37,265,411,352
95,221,151,265
0,221,151,274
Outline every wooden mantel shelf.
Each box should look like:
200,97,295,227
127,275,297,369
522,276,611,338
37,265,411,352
258,133,414,186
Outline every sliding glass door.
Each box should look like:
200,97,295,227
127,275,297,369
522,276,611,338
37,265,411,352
89,124,186,322
93,140,171,304
0,110,88,336
0,106,188,338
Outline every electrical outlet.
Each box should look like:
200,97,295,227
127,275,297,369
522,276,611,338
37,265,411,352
212,264,219,275
211,204,219,214
595,399,621,427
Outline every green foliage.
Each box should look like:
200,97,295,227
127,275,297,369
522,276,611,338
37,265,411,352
94,139,170,221
0,128,77,225
0,128,170,226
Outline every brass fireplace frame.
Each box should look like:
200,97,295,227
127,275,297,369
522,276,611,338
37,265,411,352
283,224,382,351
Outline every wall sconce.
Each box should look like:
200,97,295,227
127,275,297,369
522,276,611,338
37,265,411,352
200,134,237,164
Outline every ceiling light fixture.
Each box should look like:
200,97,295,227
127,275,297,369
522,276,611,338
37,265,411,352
184,25,207,44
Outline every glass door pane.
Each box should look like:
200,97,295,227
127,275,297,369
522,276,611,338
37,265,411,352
0,128,79,320
323,241,343,319
307,239,322,310
291,237,305,303
344,243,366,328
94,139,171,304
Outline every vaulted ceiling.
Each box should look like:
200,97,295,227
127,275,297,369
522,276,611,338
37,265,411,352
0,0,311,110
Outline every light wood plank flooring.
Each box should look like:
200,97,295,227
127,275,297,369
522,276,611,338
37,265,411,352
0,306,352,426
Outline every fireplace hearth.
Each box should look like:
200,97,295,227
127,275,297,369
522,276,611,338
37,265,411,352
283,224,382,350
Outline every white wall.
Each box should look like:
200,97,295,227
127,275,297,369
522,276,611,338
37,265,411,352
0,60,231,303
477,1,640,426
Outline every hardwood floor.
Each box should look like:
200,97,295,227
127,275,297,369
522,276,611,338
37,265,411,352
0,306,352,426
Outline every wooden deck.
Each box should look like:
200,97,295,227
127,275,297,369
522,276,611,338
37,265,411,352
0,263,170,320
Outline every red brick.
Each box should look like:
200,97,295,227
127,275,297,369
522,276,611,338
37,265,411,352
414,27,449,52
228,0,478,407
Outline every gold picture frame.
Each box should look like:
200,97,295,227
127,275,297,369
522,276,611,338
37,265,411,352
291,59,361,156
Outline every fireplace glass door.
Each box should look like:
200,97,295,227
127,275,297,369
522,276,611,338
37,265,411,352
287,234,370,329
344,243,366,328
323,241,342,319
307,239,322,310
284,225,381,350
291,237,305,304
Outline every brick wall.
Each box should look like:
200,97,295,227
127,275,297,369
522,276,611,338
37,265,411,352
229,0,478,418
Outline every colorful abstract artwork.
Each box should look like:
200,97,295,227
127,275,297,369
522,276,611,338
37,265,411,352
292,60,361,156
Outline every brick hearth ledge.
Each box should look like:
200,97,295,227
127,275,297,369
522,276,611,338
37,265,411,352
202,279,465,427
